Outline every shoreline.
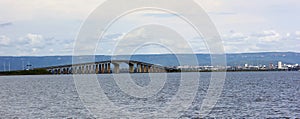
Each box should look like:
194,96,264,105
0,69,298,76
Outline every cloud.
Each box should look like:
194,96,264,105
0,33,74,56
97,25,196,55
296,31,300,40
14,33,46,55
95,29,300,55
0,29,299,56
0,35,11,46
25,33,44,46
223,30,300,53
225,32,249,41
256,30,281,42
0,0,103,21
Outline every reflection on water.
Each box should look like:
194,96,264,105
0,72,299,118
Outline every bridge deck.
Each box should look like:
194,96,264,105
39,60,168,74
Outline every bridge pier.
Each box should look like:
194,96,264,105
95,64,99,74
148,65,151,73
87,65,90,74
63,68,66,74
78,66,81,74
88,65,91,74
72,66,76,74
90,65,94,74
90,64,94,74
100,64,104,74
80,66,83,74
150,66,155,73
76,66,79,74
144,64,147,73
104,64,107,73
129,63,134,73
142,64,146,73
147,65,150,73
113,63,120,74
137,63,141,73
58,68,61,74
88,65,92,74
69,67,72,74
107,63,111,73
92,65,95,74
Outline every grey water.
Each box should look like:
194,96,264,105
0,72,299,118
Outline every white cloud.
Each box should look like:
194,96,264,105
296,31,300,36
295,31,300,40
97,25,197,55
0,33,76,56
222,30,300,53
97,29,300,55
0,35,11,46
0,0,102,21
229,32,249,41
49,48,54,53
257,30,281,42
26,33,44,46
286,33,291,37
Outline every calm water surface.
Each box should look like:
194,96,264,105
0,72,299,118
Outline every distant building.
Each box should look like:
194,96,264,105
278,61,282,69
25,64,33,70
269,63,274,69
244,64,248,68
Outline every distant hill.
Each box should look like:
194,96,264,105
0,52,299,71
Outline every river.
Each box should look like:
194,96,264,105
0,72,299,118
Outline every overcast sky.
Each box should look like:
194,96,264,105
0,0,299,56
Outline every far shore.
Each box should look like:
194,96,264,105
0,69,298,76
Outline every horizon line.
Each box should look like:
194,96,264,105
0,51,299,57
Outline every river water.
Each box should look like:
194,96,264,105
0,72,299,118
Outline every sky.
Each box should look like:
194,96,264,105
0,0,299,56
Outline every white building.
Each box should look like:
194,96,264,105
278,61,282,69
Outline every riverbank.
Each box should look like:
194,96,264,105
1,69,299,76
0,69,51,76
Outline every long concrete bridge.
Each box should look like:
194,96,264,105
42,60,167,74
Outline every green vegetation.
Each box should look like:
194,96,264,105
0,69,51,76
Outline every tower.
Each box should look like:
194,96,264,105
278,61,282,69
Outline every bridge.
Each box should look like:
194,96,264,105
42,60,167,74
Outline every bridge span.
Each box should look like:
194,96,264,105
41,60,167,74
